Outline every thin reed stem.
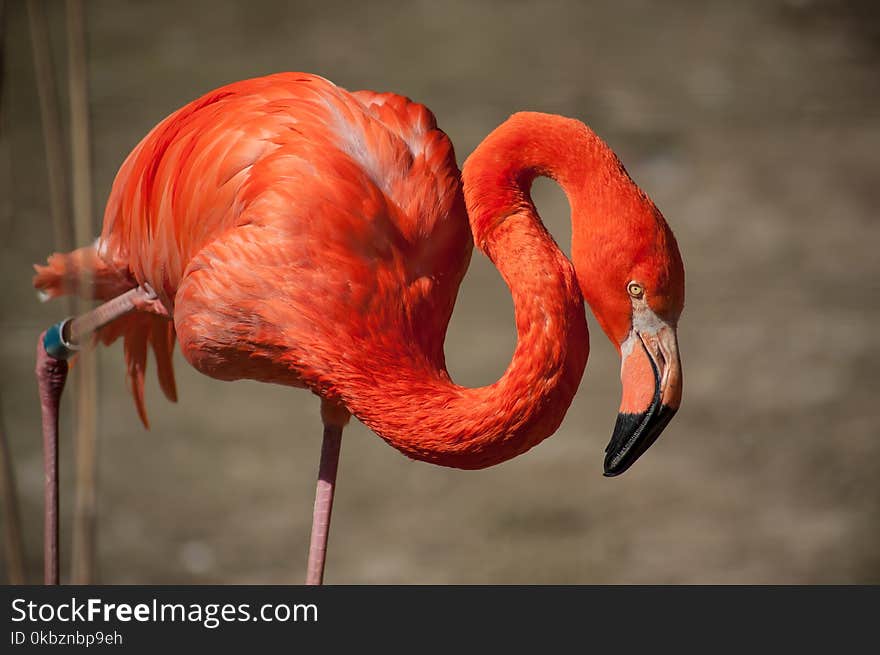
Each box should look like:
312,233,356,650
0,399,27,584
66,0,98,585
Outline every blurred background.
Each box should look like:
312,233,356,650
1,0,879,584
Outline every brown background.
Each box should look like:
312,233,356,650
1,0,878,583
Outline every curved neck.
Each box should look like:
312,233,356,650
340,114,599,469
463,112,600,250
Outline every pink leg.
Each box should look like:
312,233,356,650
35,332,69,585
305,403,347,585
34,285,152,585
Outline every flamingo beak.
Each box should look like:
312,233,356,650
603,319,681,477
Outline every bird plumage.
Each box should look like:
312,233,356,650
34,72,683,471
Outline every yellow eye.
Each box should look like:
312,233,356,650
627,282,644,298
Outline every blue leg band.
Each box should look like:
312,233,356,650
43,318,79,360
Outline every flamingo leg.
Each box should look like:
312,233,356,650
34,286,157,585
305,411,345,585
35,333,69,585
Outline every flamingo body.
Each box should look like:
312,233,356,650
35,72,682,473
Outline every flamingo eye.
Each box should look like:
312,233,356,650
627,282,644,298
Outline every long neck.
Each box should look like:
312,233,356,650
342,114,599,469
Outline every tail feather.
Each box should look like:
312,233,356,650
122,316,150,428
150,318,178,404
34,244,177,427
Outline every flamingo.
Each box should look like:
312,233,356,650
33,73,684,584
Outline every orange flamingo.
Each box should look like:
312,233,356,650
34,73,684,584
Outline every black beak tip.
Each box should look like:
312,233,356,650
603,450,630,477
602,466,623,478
603,405,677,477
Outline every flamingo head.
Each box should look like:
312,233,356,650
572,179,685,477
